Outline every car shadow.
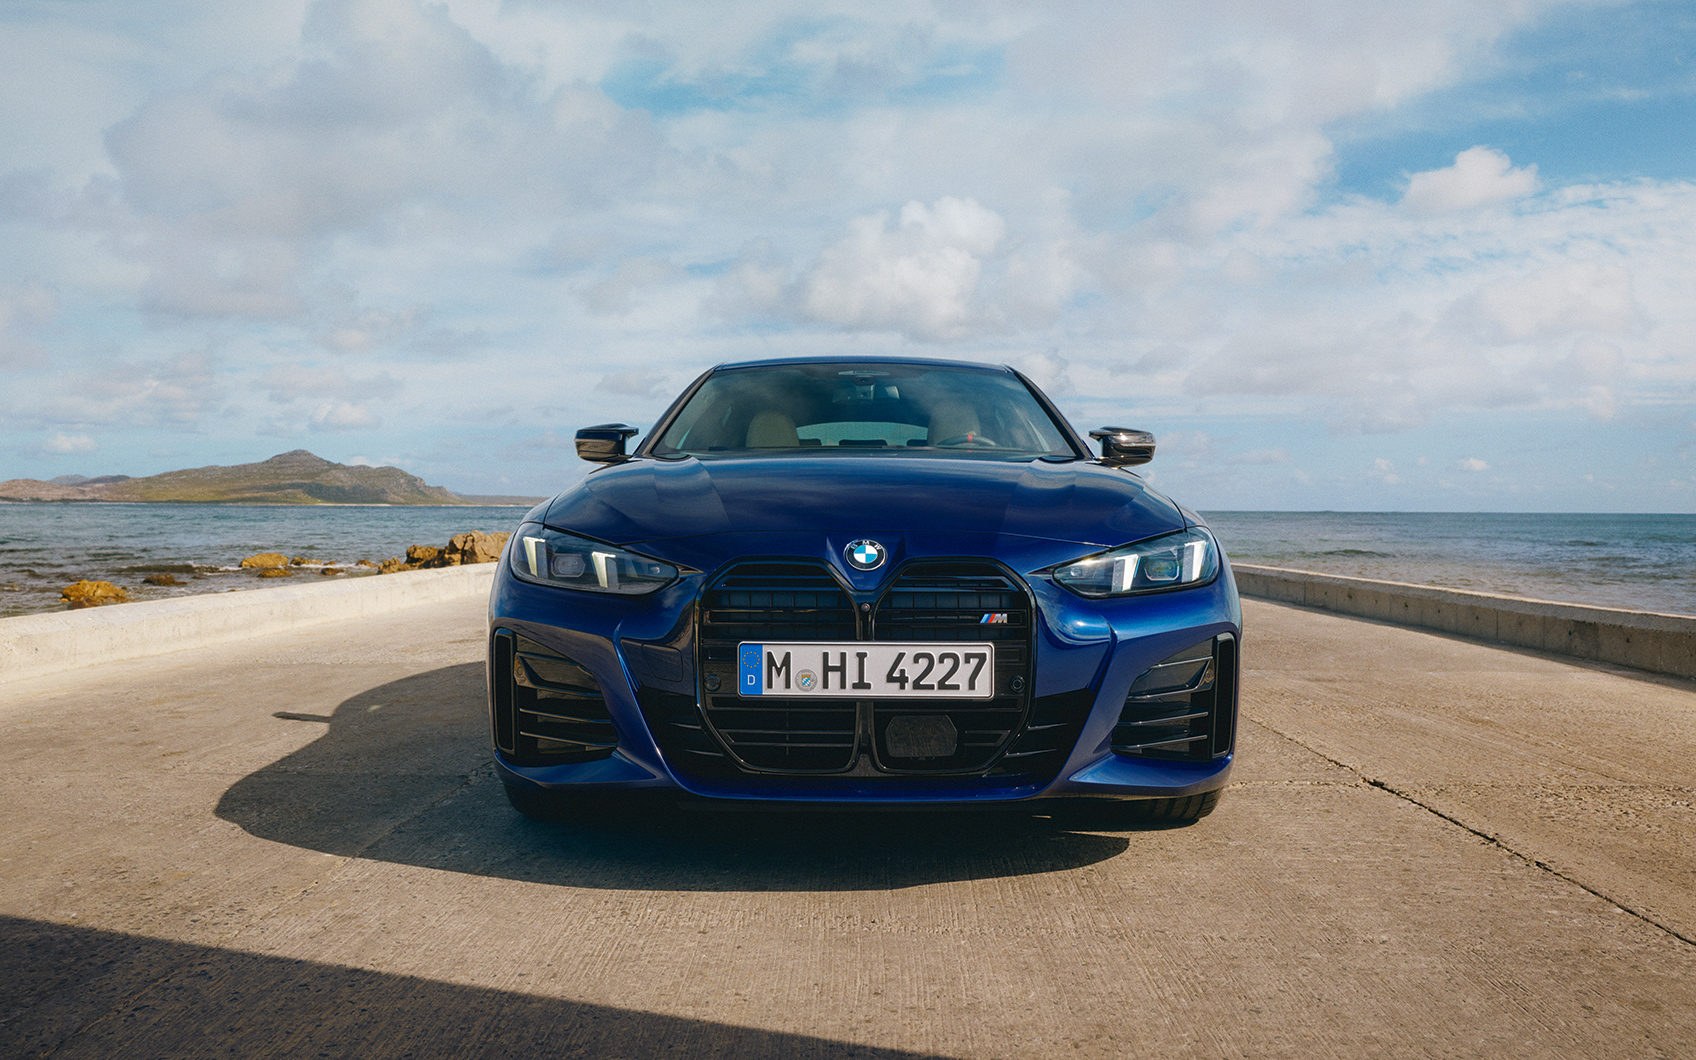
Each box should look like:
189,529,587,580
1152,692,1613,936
1,914,963,1059
216,663,1144,891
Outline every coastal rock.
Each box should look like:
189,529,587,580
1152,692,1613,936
406,545,441,565
143,574,182,586
62,580,129,606
320,567,341,576
258,568,294,578
356,559,376,568
240,553,289,569
444,531,511,565
290,556,310,566
377,557,406,574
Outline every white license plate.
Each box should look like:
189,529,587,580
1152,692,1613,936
736,642,996,699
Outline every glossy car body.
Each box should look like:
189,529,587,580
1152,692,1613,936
488,357,1241,822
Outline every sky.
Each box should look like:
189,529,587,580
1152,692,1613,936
1,0,1694,510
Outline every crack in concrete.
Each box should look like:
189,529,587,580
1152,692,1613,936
1246,711,1696,951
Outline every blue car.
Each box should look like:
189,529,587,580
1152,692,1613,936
489,357,1240,823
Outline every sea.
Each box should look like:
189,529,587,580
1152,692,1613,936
0,502,537,619
1,504,1693,619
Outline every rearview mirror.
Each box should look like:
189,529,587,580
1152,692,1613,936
575,423,640,464
1089,427,1156,467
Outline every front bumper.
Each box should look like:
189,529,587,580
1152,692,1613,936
488,534,1241,807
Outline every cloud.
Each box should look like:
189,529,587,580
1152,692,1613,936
798,197,1005,341
1232,448,1290,465
1369,458,1400,485
1447,263,1638,342
1401,147,1538,214
582,258,686,316
1456,457,1489,472
263,363,398,403
86,0,665,323
24,352,224,427
43,432,97,454
595,368,673,399
0,281,58,365
3,0,1694,506
310,400,379,430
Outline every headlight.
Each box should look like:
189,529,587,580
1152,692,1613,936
510,523,678,595
1051,527,1219,597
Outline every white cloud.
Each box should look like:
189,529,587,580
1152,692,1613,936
310,400,379,430
263,363,398,403
1447,263,1638,342
1370,458,1400,485
43,432,98,454
1402,147,1539,214
22,353,223,427
1232,448,1290,465
1457,457,1489,472
0,281,58,365
1,0,1692,507
799,197,1005,341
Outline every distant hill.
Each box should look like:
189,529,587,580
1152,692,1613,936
0,450,469,505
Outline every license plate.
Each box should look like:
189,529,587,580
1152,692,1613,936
736,642,996,699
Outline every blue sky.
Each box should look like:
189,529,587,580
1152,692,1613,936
1,0,1693,510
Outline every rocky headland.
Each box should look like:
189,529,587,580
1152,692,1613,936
3,450,473,505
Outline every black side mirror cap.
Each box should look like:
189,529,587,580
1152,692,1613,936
1089,427,1156,467
575,424,640,464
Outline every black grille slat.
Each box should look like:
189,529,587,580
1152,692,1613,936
1113,636,1237,762
492,631,618,765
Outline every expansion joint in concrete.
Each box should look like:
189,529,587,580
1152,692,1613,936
1246,713,1696,951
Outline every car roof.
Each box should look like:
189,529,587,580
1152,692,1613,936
710,355,1016,373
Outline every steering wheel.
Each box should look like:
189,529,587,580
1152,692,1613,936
933,433,999,448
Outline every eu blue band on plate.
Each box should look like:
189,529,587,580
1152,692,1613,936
738,643,763,695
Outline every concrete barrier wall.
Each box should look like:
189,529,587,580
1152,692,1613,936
1234,563,1696,681
0,565,496,684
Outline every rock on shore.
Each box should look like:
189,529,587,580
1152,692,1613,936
377,531,512,573
62,580,129,607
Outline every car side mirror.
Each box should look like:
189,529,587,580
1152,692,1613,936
1090,427,1156,467
575,423,640,464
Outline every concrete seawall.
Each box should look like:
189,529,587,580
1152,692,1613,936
1234,563,1696,680
7,561,1691,685
0,565,496,683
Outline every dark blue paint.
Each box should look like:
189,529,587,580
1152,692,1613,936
546,455,1184,548
493,358,1239,807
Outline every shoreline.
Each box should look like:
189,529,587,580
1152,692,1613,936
6,560,1692,685
0,500,540,507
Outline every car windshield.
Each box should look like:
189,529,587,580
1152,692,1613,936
649,363,1079,460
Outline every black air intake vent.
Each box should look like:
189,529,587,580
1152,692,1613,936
491,630,618,765
1113,634,1236,761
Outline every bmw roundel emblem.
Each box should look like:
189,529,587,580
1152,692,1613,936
845,539,887,571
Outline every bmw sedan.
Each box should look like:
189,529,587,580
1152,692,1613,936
489,357,1240,824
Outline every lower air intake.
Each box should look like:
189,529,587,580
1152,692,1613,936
1113,634,1237,761
491,630,618,765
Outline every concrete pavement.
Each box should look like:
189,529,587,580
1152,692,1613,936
0,594,1691,1058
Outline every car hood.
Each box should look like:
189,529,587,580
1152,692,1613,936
544,455,1187,549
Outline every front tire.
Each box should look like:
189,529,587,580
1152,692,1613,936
503,783,562,822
